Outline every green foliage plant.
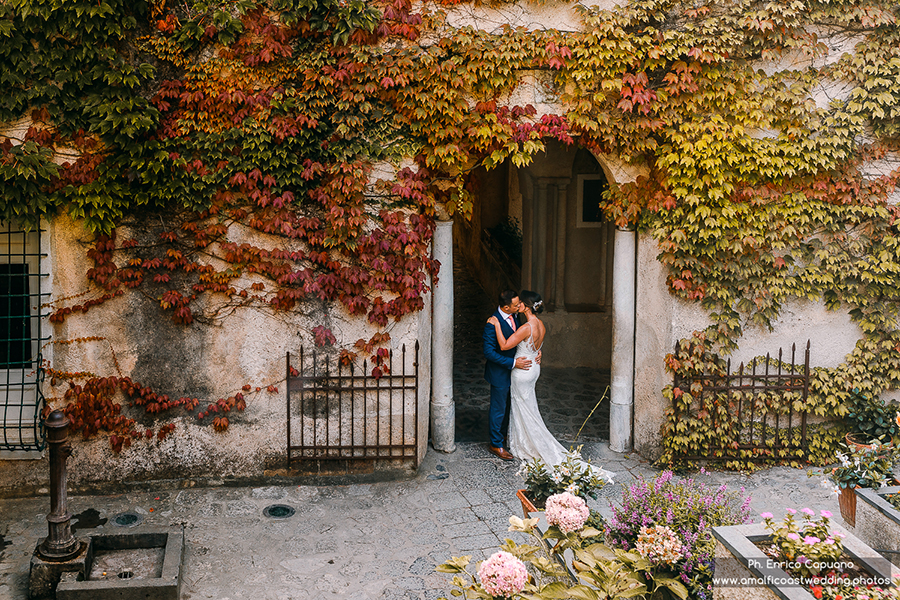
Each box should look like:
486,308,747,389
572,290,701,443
824,445,897,490
845,391,900,444
517,446,610,507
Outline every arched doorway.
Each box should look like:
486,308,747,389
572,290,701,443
451,141,613,445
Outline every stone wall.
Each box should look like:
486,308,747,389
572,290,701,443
0,214,432,495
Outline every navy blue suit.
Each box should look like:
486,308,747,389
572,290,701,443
484,309,518,448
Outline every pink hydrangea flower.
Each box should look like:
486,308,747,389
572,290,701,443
760,512,773,519
801,508,815,516
803,536,820,545
787,533,801,541
786,508,797,514
477,551,528,598
820,510,832,518
545,492,590,534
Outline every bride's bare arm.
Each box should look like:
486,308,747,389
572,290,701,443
493,319,530,351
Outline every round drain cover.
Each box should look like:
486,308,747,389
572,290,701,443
111,512,143,527
263,504,295,519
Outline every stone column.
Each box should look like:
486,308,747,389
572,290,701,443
533,180,549,294
553,182,568,311
521,179,534,289
610,228,636,452
431,219,456,453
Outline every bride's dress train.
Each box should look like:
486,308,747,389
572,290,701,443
507,328,613,480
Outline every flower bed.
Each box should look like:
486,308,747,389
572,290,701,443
438,492,689,600
604,470,751,600
713,517,899,600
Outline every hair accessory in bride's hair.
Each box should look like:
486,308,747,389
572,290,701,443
533,300,543,309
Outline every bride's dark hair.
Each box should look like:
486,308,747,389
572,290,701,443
519,290,544,314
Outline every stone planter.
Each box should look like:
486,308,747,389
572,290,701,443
852,486,900,566
712,522,899,600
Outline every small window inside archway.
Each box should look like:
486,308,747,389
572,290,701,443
577,174,609,228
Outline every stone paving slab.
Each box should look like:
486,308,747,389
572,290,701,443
0,441,845,600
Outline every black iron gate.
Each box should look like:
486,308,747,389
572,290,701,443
286,343,419,465
671,341,811,461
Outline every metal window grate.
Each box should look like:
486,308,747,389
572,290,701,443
0,222,49,452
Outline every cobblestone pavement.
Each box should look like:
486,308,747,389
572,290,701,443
0,444,841,600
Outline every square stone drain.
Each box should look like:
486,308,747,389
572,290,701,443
55,528,183,600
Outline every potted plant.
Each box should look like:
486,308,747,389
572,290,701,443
845,391,900,451
826,446,897,526
515,447,610,516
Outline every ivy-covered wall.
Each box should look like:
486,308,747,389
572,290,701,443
1,0,899,480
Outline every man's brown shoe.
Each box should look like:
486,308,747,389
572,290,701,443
488,445,514,460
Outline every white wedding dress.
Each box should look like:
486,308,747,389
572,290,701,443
507,324,614,480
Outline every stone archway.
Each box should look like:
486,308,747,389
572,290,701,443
450,141,623,446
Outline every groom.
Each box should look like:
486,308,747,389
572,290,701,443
483,290,533,460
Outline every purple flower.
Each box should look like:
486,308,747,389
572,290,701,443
787,533,801,541
786,508,797,514
801,508,815,516
803,536,820,544
820,510,832,518
760,512,773,519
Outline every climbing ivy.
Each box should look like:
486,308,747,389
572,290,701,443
2,0,899,457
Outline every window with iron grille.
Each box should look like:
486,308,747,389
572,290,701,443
0,222,48,453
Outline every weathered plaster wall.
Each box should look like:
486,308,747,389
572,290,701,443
443,0,625,33
0,213,431,494
730,302,862,370
634,234,708,459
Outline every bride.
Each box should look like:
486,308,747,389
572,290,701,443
488,290,613,478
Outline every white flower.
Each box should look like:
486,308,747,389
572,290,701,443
836,452,851,468
566,448,583,461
